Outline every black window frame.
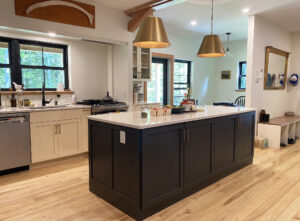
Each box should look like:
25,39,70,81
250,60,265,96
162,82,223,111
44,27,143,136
173,59,191,105
238,61,247,90
0,36,69,91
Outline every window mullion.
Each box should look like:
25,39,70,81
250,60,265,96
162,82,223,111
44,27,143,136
10,40,22,87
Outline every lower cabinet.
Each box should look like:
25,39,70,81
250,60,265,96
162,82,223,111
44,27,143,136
58,119,80,157
31,121,58,163
89,111,255,220
184,120,212,188
142,125,184,209
236,112,255,162
30,109,90,163
213,115,236,173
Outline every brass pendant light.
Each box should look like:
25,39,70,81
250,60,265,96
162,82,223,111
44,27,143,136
197,0,226,57
134,16,171,48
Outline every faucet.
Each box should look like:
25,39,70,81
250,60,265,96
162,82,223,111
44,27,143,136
42,82,52,106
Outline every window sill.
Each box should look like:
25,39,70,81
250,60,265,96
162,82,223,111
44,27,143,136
235,89,246,92
0,90,74,95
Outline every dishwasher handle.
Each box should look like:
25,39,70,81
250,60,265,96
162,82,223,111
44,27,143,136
0,117,26,123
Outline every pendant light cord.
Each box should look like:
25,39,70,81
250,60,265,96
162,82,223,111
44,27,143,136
211,0,214,35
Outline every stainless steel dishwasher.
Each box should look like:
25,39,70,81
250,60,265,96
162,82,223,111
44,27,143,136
0,113,31,174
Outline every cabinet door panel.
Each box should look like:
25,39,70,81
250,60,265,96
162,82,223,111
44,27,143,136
81,109,91,152
185,120,212,187
213,116,236,173
90,122,112,187
31,122,57,163
113,129,140,203
142,125,183,209
58,119,80,157
236,112,255,162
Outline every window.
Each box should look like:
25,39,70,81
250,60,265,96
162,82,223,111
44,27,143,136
0,37,68,90
147,58,168,105
173,60,191,106
0,41,11,89
238,61,247,90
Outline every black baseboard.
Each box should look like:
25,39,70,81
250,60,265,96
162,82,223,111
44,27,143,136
0,165,30,176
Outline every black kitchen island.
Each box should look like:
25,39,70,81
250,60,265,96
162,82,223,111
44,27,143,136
88,106,256,220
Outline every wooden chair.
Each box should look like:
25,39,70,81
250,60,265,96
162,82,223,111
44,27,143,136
235,96,245,107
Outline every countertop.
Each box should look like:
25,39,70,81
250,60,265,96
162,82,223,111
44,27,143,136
0,105,91,114
88,105,256,129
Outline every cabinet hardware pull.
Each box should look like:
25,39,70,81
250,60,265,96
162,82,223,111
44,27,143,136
55,124,58,135
186,128,190,142
59,124,61,134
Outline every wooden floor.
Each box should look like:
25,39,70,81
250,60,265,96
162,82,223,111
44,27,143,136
1,144,300,221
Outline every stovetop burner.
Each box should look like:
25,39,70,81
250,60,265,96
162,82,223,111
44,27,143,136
77,99,129,114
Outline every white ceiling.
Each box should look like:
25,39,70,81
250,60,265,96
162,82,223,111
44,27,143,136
257,1,300,32
95,0,300,41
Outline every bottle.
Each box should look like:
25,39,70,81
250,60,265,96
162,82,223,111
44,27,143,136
11,94,17,107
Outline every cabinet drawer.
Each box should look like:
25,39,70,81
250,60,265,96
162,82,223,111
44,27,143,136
30,109,84,123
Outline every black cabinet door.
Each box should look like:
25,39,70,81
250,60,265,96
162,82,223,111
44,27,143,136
113,129,140,204
89,122,112,188
142,124,184,209
236,112,255,162
184,120,213,188
213,115,236,173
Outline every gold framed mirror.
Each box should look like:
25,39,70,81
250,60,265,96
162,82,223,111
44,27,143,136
264,46,290,90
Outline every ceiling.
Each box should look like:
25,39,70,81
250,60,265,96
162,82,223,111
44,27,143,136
257,1,300,32
95,0,300,41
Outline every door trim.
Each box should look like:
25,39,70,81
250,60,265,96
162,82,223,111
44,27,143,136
144,52,175,105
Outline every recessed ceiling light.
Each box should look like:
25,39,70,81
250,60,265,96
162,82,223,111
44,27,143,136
48,32,56,37
242,8,250,13
190,20,197,26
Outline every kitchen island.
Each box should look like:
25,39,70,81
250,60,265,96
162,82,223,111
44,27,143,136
88,106,256,220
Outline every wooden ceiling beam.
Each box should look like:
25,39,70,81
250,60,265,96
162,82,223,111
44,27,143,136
128,7,155,32
125,0,166,17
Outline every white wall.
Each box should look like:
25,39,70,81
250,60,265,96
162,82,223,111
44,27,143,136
246,15,292,118
0,0,132,45
214,40,247,103
289,32,300,115
152,33,216,105
151,33,248,105
0,29,110,105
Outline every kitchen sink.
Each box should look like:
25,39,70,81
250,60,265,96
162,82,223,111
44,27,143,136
26,105,68,110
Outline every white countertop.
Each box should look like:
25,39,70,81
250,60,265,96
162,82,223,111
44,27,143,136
0,105,91,114
88,105,256,129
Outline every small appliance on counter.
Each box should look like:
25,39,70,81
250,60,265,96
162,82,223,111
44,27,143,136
77,91,129,115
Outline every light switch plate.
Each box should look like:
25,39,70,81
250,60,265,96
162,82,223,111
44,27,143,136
120,131,126,144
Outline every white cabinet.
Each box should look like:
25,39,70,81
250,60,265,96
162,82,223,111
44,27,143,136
30,108,91,163
58,119,80,157
31,121,58,163
81,109,90,152
133,46,152,81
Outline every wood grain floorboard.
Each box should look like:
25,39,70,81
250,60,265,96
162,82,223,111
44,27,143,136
0,144,300,221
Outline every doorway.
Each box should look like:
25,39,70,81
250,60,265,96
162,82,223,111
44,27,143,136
147,57,168,105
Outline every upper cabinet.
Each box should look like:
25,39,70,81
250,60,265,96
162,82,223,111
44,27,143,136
133,46,152,81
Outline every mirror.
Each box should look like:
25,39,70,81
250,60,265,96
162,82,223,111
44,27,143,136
264,46,289,90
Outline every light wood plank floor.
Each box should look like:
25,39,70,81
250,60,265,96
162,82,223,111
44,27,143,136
1,144,300,221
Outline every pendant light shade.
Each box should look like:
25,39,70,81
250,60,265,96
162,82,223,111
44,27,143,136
197,35,226,57
197,0,226,58
134,17,171,48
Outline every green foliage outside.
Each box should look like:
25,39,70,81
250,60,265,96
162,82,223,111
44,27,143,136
0,45,65,89
0,47,10,89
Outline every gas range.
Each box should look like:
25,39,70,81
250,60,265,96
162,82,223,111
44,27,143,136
77,99,129,115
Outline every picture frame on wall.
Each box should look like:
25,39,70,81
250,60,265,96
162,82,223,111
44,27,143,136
221,70,231,80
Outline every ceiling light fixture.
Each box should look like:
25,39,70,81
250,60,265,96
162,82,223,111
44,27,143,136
242,8,250,13
133,16,171,49
197,0,225,58
190,20,197,26
48,32,56,37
